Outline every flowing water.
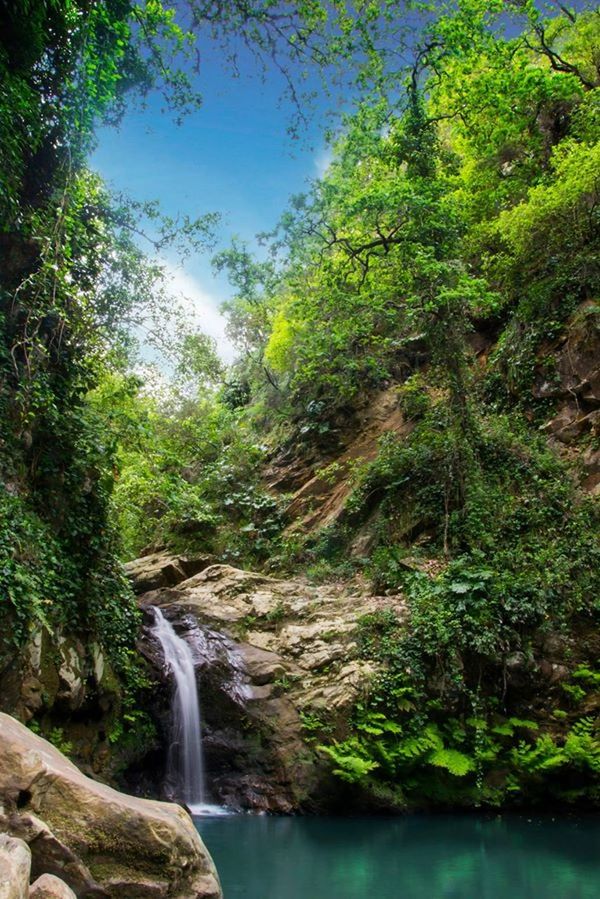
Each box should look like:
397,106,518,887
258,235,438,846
151,607,207,808
196,813,600,899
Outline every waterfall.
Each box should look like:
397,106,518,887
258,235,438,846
151,607,207,808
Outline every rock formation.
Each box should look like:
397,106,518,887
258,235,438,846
0,714,221,899
0,834,31,899
134,557,403,811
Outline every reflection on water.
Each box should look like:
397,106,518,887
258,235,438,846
195,813,600,899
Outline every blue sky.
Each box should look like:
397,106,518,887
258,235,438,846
91,43,335,362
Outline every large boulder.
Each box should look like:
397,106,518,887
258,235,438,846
0,835,30,899
0,714,221,899
124,553,213,595
29,874,76,899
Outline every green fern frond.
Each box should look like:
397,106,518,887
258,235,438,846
492,722,515,736
429,748,475,777
508,717,539,730
318,742,379,783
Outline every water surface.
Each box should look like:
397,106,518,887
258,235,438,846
195,813,600,899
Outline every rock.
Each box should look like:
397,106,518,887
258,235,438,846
29,874,76,899
538,660,570,684
124,553,213,595
0,835,30,899
237,645,287,687
582,445,600,495
506,651,528,671
0,625,120,745
504,651,533,687
0,714,222,899
533,302,600,405
282,386,413,536
137,561,406,812
533,303,600,460
298,660,377,712
542,408,600,444
2,811,103,897
55,637,86,712
0,628,123,781
540,632,568,656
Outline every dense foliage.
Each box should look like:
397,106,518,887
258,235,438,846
1,0,598,805
206,0,600,807
90,370,283,562
0,0,378,743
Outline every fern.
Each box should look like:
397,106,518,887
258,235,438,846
508,717,539,730
429,748,475,777
563,718,600,773
492,717,538,737
511,736,566,774
396,726,441,760
318,741,379,782
355,709,403,736
571,716,596,737
465,717,487,730
572,667,600,687
491,722,514,737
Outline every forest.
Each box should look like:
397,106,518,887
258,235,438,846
0,1,599,897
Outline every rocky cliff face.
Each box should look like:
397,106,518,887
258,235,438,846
134,558,598,813
0,629,127,783
533,301,600,493
130,555,401,812
126,305,599,812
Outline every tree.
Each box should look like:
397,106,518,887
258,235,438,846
0,0,372,666
175,332,225,392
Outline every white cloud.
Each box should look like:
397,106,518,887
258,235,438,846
314,146,334,179
162,262,237,364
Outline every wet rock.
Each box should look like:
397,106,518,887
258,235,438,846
0,835,30,899
0,714,222,899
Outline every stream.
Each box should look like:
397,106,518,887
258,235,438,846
195,813,600,899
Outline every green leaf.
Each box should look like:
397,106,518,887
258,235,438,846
429,748,475,777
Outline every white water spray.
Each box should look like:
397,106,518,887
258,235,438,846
152,607,207,808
